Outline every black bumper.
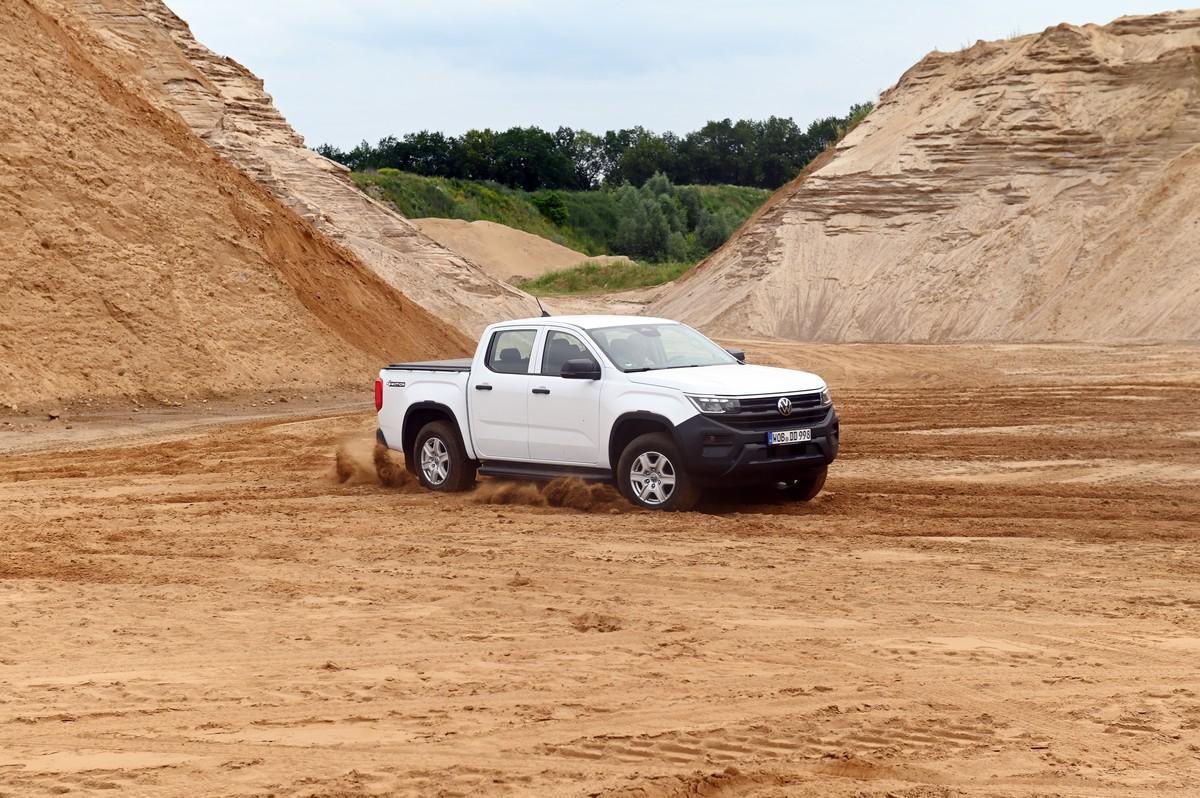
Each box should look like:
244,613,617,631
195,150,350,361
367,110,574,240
674,405,839,485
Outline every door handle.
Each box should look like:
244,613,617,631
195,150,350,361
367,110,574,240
531,387,551,395
475,384,493,391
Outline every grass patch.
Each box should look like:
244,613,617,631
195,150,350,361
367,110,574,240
516,260,694,295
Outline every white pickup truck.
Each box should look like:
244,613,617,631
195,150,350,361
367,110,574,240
375,315,839,511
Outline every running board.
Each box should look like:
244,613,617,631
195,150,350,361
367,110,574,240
478,461,614,484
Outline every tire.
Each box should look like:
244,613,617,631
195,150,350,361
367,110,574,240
413,420,476,492
776,465,827,502
616,432,701,511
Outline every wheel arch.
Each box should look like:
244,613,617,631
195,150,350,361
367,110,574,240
403,403,467,471
608,411,675,470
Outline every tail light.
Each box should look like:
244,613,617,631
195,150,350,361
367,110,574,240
374,377,383,411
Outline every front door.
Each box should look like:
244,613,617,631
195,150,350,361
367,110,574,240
467,328,535,460
527,329,603,464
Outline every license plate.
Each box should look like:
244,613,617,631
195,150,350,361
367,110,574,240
767,428,812,445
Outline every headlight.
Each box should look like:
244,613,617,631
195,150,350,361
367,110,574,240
819,388,831,405
687,395,741,414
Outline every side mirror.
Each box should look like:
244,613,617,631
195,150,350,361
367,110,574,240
561,358,601,380
725,348,746,363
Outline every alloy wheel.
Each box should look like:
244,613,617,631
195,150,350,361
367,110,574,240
629,450,676,506
420,437,450,486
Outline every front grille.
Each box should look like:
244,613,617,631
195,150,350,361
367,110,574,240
721,393,828,430
737,392,823,412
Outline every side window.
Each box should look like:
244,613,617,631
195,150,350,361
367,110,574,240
486,329,536,374
540,331,591,376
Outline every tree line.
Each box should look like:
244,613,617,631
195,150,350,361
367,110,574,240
315,103,871,191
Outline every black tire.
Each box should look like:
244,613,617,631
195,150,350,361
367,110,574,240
776,465,827,502
616,432,701,511
413,421,476,492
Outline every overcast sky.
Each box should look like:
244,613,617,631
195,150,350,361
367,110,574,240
166,1,1177,149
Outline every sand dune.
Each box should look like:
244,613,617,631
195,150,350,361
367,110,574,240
0,0,469,409
655,11,1200,342
72,0,535,335
411,218,633,282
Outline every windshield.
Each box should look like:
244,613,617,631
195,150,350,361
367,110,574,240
587,323,737,372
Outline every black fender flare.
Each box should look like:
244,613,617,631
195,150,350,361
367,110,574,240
607,411,676,469
402,402,467,464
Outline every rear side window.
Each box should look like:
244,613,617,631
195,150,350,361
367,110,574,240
540,331,591,376
486,329,536,374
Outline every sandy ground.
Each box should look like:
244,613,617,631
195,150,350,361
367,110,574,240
1,343,1198,797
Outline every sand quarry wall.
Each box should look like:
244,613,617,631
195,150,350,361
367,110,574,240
72,0,535,335
654,11,1200,342
0,0,470,409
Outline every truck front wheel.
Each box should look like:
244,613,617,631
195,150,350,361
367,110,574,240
617,432,701,511
413,421,476,492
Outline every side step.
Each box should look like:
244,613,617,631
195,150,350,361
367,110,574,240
478,461,614,484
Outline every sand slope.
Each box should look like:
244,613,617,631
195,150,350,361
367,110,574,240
73,0,535,334
655,11,1200,342
411,218,631,282
0,0,468,408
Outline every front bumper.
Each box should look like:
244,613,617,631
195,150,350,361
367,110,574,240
674,405,839,485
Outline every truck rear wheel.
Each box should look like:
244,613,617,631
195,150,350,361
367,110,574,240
413,421,476,492
776,465,827,502
617,432,701,511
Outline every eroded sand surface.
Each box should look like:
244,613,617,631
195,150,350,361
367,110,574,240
1,344,1198,797
656,11,1200,342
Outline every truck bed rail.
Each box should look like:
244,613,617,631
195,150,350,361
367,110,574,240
384,359,472,372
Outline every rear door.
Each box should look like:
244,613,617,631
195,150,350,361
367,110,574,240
527,327,604,464
467,328,537,461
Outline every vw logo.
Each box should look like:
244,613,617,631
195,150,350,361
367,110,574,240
777,396,792,416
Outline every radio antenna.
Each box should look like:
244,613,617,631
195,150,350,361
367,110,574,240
535,296,551,317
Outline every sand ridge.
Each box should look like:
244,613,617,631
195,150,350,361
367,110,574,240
654,10,1200,342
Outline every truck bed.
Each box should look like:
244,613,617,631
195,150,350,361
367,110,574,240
383,358,472,372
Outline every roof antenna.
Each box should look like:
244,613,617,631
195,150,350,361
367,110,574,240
535,296,551,317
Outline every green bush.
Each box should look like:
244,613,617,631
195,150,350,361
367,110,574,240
531,191,569,226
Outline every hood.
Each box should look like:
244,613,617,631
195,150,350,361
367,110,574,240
626,363,826,396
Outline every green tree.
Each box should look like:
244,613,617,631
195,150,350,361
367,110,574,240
493,126,575,191
317,100,874,191
666,231,689,262
612,130,677,187
675,185,702,228
612,185,670,260
454,128,496,181
696,207,741,251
